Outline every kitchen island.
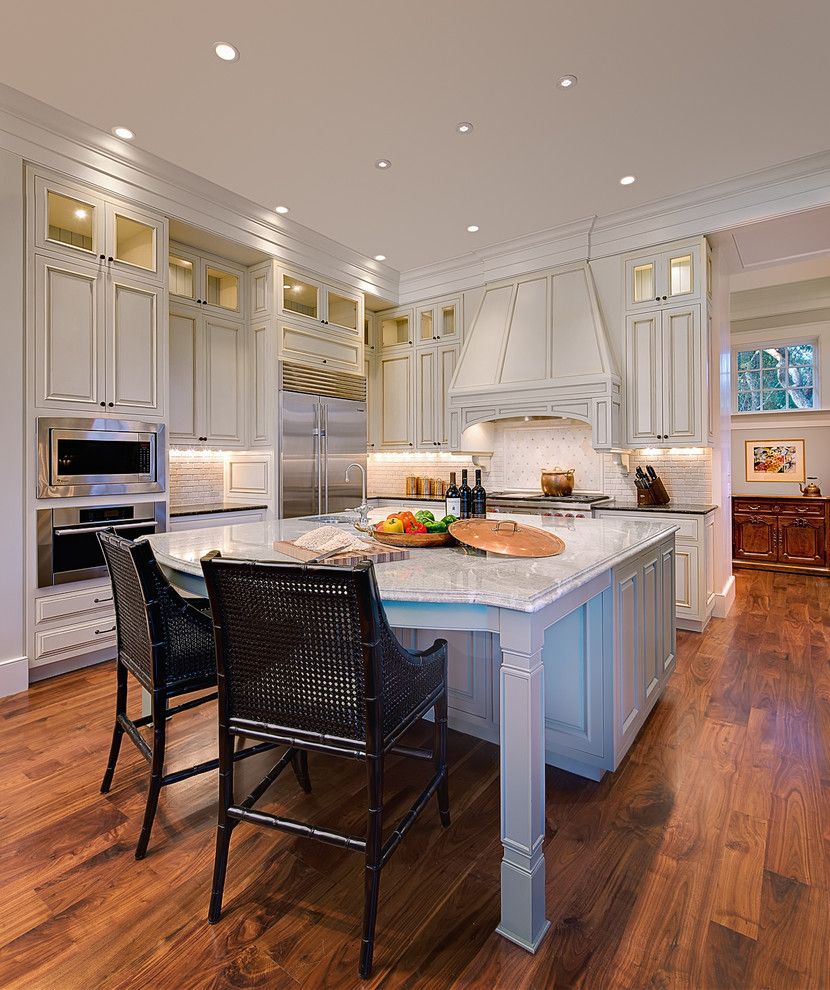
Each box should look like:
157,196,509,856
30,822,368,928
148,510,677,956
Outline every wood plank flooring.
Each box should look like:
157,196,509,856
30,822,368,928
1,568,829,989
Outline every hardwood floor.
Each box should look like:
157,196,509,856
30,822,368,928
1,568,828,989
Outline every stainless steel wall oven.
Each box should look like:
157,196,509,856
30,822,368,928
37,417,166,498
37,501,166,587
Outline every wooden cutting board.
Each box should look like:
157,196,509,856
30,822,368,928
272,540,410,565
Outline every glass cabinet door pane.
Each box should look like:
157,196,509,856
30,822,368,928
381,315,410,347
632,262,655,303
169,254,195,299
47,191,95,253
327,291,358,331
206,266,240,311
419,309,434,342
440,303,457,339
669,255,693,296
283,276,318,319
114,214,156,271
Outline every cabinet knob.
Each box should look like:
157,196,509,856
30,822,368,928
655,297,660,301
196,299,202,304
662,295,667,301
322,359,327,364
408,340,412,345
99,401,105,407
107,256,113,263
99,254,106,261
107,402,114,407
409,443,413,446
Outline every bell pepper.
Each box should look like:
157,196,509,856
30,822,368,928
415,509,435,524
425,520,447,533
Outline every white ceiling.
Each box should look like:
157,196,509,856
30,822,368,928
3,0,830,272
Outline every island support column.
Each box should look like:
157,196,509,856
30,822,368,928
496,608,550,951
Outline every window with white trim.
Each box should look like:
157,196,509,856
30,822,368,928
734,341,817,412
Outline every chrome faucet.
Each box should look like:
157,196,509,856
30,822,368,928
345,462,369,527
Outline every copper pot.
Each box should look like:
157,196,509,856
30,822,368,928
541,467,575,497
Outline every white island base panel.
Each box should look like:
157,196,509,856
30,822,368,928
149,513,676,956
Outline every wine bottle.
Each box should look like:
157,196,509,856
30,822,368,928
445,472,461,518
472,469,487,518
459,469,472,519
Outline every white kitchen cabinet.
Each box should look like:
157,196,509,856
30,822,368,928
625,304,702,446
169,242,245,319
249,323,275,447
594,509,714,632
624,241,702,311
168,305,245,447
365,354,378,450
277,321,362,375
34,173,165,284
378,352,415,448
415,342,458,449
415,296,462,346
34,253,163,417
32,582,116,670
278,267,363,335
611,542,674,760
378,307,414,352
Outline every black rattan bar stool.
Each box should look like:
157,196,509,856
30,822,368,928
97,531,308,859
200,552,450,979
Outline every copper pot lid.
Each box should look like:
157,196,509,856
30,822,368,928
448,519,565,558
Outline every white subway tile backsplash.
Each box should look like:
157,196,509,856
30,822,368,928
169,451,226,504
367,417,712,505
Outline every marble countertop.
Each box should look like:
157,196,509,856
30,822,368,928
169,501,269,517
594,502,717,515
148,509,677,614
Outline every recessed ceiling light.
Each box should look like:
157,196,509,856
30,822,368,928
214,42,239,62
373,254,387,262
375,159,391,170
111,126,134,140
456,121,474,134
619,174,637,185
74,208,88,220
275,205,289,214
557,75,577,89
467,225,480,233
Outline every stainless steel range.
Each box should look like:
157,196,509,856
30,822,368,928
37,417,166,498
487,491,611,518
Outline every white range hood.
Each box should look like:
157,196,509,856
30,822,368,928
448,262,622,451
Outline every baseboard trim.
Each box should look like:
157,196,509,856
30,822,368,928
713,574,736,618
0,655,29,698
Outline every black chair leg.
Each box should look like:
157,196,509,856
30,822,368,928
208,726,237,923
291,749,312,793
101,660,128,794
135,691,167,860
434,691,450,828
359,753,384,979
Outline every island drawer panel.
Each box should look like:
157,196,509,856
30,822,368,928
35,584,114,624
594,510,700,542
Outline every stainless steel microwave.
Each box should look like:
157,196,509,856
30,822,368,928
37,417,166,498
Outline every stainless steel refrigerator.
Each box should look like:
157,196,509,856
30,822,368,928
279,365,367,518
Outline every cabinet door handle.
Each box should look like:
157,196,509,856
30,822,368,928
94,625,116,636
93,596,113,604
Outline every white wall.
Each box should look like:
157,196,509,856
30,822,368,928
0,149,26,695
730,277,830,497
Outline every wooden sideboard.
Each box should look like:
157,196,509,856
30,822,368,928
732,495,830,575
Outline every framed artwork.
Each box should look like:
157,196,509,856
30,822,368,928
744,439,806,483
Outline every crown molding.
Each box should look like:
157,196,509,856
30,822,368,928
400,149,830,304
0,83,399,300
398,216,595,303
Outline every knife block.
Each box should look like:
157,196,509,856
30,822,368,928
637,488,655,506
650,478,670,505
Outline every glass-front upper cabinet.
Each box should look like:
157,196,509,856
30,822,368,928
278,269,363,335
169,250,198,301
45,189,97,255
204,264,241,314
625,243,702,310
281,273,320,320
415,298,461,345
111,205,161,277
379,309,413,350
34,174,165,283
